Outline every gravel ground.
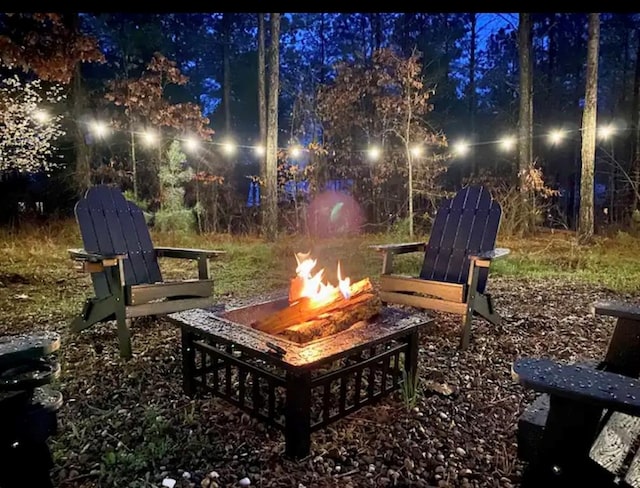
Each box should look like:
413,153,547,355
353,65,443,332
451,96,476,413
3,275,637,488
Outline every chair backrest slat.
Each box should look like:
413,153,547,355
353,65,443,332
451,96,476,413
421,196,451,281
448,186,483,283
75,185,162,296
427,188,466,282
420,186,501,293
129,203,162,283
90,185,139,286
75,198,112,299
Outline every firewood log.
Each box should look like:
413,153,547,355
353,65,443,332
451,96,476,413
253,277,375,333
280,293,382,343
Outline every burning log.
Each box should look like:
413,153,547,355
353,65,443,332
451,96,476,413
252,278,382,339
280,292,382,343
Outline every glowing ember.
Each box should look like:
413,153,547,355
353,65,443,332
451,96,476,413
289,252,351,305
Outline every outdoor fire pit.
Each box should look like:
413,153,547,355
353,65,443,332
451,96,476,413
168,252,432,458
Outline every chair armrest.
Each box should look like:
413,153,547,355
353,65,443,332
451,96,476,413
155,247,226,260
369,242,427,255
469,248,510,261
591,300,640,321
68,248,126,266
512,357,640,417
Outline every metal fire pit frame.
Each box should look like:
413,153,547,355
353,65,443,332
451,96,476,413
168,297,432,459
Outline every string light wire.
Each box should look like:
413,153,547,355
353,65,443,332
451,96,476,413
78,118,629,159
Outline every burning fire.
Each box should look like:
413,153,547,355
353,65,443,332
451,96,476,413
289,252,351,305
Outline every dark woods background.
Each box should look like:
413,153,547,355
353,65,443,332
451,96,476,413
1,13,638,236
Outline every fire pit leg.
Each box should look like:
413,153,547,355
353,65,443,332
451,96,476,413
285,370,312,459
181,328,196,397
405,329,419,377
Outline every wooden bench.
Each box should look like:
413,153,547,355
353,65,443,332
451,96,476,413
0,331,62,488
514,301,640,487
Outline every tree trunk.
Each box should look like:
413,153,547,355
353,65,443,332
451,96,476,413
546,14,556,116
222,13,232,134
367,12,382,53
631,26,640,212
319,13,327,84
72,62,91,195
517,13,534,234
258,13,267,184
264,13,281,242
68,13,91,196
579,13,600,242
405,78,414,237
468,13,477,176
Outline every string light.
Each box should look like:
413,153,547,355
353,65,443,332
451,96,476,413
597,124,616,140
68,113,635,161
452,140,470,156
548,129,565,145
33,109,51,124
184,136,200,152
90,120,109,138
499,136,516,151
141,129,158,147
367,145,381,161
221,139,237,155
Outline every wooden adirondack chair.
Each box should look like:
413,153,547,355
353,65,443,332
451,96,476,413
370,185,509,349
68,185,225,359
514,301,640,488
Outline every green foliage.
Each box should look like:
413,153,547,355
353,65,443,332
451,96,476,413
154,209,195,234
400,367,421,411
387,216,412,240
387,212,435,241
159,141,194,207
492,232,640,292
122,190,150,211
98,406,175,485
154,141,195,233
122,189,154,225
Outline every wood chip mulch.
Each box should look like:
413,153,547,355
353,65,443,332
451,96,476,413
6,276,638,488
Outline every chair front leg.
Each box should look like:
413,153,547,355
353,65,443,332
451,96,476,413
197,255,211,280
460,261,481,349
108,261,132,359
381,251,394,275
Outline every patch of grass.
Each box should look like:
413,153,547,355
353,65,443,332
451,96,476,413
98,405,176,485
493,230,640,293
1,219,640,332
400,367,421,411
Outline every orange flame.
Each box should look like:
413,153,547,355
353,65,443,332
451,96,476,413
290,252,351,305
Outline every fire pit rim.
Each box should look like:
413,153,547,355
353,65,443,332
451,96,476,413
218,293,382,349
168,296,434,369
